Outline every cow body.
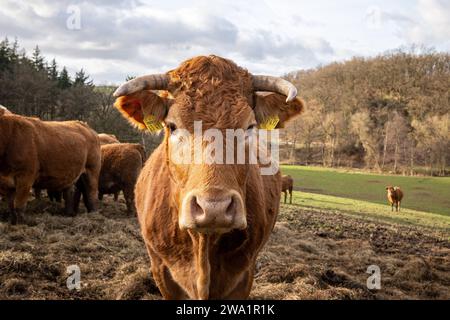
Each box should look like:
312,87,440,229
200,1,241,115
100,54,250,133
281,175,294,204
114,55,304,299
0,112,101,223
99,143,145,214
98,133,120,145
386,186,404,212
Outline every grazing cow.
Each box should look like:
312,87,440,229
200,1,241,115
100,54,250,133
386,186,404,212
281,175,294,204
114,55,304,299
98,143,145,214
98,133,120,145
0,109,101,224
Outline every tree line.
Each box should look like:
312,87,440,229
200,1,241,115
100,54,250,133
284,48,450,176
0,38,162,152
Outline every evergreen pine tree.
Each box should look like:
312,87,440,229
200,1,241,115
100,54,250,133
48,59,58,81
0,37,10,71
58,67,72,89
74,68,93,86
32,45,45,71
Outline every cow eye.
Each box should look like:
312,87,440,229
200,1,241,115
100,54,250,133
246,123,257,131
166,122,177,133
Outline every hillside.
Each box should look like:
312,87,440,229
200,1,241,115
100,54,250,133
283,50,450,176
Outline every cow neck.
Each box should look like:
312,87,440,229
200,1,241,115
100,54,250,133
196,233,211,299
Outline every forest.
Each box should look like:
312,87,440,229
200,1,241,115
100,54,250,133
284,48,450,176
1,39,449,176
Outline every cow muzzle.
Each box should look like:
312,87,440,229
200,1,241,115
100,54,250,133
179,189,247,233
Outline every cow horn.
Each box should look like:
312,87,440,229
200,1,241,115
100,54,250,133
113,74,169,97
252,75,298,103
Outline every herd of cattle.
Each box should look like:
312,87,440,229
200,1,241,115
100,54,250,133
0,105,145,224
0,55,405,300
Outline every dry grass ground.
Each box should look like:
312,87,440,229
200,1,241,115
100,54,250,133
0,196,448,300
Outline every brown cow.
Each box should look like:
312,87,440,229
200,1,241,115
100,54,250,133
98,143,145,214
114,55,304,299
0,110,101,224
386,186,404,212
281,175,294,204
98,133,120,145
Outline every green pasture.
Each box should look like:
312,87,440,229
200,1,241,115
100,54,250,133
284,191,450,232
280,165,450,217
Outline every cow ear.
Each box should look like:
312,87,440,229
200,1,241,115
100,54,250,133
114,90,170,132
253,92,304,129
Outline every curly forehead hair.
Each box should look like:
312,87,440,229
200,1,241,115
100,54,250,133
168,55,254,100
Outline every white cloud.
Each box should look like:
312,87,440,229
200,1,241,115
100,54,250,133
411,0,450,43
364,0,450,49
0,0,448,84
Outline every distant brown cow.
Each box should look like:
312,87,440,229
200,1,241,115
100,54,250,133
98,143,145,214
98,133,120,145
114,55,304,299
0,109,101,224
281,175,294,204
386,186,404,212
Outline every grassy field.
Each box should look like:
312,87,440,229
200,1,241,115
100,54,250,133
289,191,450,233
281,165,450,217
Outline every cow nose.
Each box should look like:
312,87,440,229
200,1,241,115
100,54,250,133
180,191,247,233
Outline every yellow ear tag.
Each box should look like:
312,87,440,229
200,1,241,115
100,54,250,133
259,115,280,130
143,115,163,132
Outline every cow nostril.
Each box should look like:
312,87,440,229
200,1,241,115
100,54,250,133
226,196,236,217
190,195,204,216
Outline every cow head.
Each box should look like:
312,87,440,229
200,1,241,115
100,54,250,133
386,186,395,195
114,56,303,234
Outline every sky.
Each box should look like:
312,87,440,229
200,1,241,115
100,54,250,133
1,0,449,85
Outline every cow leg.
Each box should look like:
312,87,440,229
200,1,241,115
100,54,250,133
49,190,63,203
98,193,103,201
1,192,14,221
391,203,394,212
63,186,75,216
74,174,93,213
55,192,62,203
123,188,135,215
147,248,187,299
73,188,82,214
398,201,401,212
289,187,293,204
83,169,99,213
114,192,119,202
11,177,32,224
223,269,253,299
